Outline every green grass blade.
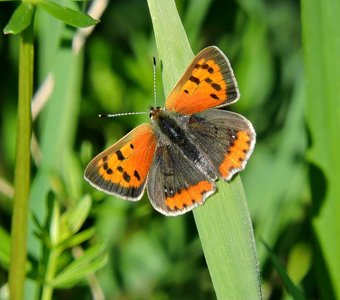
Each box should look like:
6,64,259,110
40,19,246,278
147,0,262,298
147,0,193,94
302,0,340,298
194,178,262,299
263,241,306,300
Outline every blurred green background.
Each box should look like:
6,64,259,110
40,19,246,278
0,0,339,299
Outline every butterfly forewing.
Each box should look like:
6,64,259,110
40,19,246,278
185,109,256,181
165,46,240,115
84,124,157,200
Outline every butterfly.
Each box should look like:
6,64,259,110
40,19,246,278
84,46,256,216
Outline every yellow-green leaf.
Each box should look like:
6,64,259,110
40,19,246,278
3,2,35,35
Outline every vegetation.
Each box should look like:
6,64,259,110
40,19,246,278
0,0,339,299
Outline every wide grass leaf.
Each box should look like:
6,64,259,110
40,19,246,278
302,0,340,298
147,0,262,298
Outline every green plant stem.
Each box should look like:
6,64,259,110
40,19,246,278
41,248,61,300
8,23,34,300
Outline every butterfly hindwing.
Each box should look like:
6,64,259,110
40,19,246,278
84,124,157,200
165,46,239,115
147,143,216,216
184,109,256,181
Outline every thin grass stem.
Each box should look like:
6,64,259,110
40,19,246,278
8,22,34,300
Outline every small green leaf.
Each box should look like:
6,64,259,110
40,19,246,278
31,213,50,241
32,200,55,248
52,241,108,288
62,194,92,236
33,231,52,248
263,241,306,300
57,227,96,251
3,2,35,35
37,0,98,28
53,255,108,288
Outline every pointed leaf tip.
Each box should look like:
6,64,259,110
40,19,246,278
3,2,35,35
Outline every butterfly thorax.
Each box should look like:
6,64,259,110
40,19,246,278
150,106,187,146
149,106,216,180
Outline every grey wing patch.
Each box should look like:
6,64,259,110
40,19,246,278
147,144,216,216
185,109,256,181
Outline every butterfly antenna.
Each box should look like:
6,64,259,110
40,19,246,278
99,111,148,118
99,57,158,119
153,56,157,107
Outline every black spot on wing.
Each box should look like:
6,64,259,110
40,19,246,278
200,189,207,195
134,170,141,181
189,76,200,85
210,93,220,100
102,161,113,175
123,172,131,183
211,83,222,91
116,150,125,161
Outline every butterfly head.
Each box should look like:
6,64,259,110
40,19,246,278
149,105,163,120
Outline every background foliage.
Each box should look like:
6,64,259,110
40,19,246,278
0,0,339,299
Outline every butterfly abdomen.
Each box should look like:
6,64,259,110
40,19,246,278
152,109,216,180
155,111,188,145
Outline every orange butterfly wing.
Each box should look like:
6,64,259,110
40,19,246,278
165,46,239,115
84,124,157,201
